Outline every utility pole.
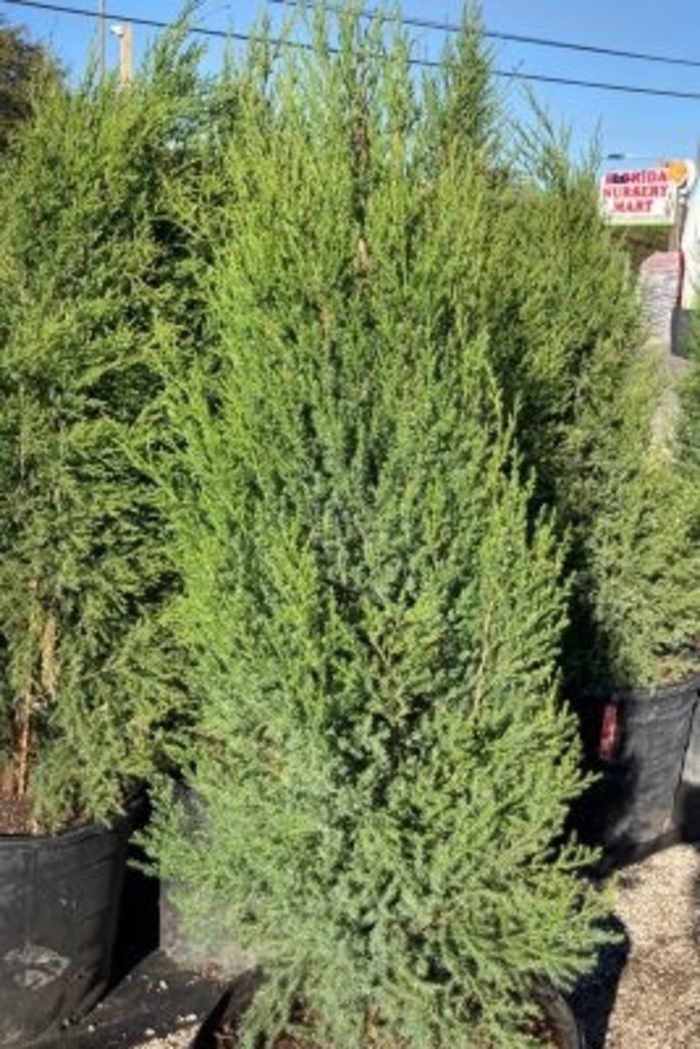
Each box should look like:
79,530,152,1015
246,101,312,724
110,23,133,86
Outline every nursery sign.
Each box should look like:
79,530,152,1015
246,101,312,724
600,160,696,227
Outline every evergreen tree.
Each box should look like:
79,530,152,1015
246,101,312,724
426,90,700,691
146,9,610,1047
505,133,700,690
574,346,700,688
0,24,211,828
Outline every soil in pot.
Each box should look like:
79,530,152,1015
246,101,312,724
0,788,88,837
0,790,37,835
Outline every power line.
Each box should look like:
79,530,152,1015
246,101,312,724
3,0,700,102
0,0,250,42
270,0,700,72
470,72,700,102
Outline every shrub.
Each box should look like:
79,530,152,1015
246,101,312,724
574,346,700,688
0,24,209,828
146,9,611,1047
470,121,700,692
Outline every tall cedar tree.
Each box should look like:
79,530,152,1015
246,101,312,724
0,24,213,828
409,43,700,689
438,97,700,690
573,344,700,687
146,9,611,1048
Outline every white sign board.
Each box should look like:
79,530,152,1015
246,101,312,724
600,160,696,227
600,167,678,226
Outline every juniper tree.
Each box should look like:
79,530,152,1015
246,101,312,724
505,131,700,689
490,146,642,516
425,71,698,692
569,341,700,688
146,9,611,1047
398,29,666,688
0,24,214,827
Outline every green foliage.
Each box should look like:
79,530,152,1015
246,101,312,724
469,112,699,691
612,224,669,274
0,26,210,827
678,308,700,471
370,71,690,692
146,8,611,1047
421,4,502,174
468,116,644,520
574,345,700,688
0,16,63,152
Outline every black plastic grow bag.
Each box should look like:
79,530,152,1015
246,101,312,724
0,815,132,1047
530,981,586,1049
571,674,700,861
677,697,700,841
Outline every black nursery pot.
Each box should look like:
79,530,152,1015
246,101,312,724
530,981,586,1049
676,697,700,841
193,975,585,1049
572,674,700,863
0,815,132,1047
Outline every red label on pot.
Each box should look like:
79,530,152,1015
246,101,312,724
598,703,619,762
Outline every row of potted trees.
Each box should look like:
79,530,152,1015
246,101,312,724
0,4,699,1046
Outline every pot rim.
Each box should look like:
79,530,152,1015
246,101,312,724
0,796,142,848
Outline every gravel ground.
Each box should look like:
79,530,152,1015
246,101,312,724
573,842,700,1048
606,845,700,1048
129,844,700,1049
131,1024,199,1049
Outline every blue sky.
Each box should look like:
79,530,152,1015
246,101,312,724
2,0,699,167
